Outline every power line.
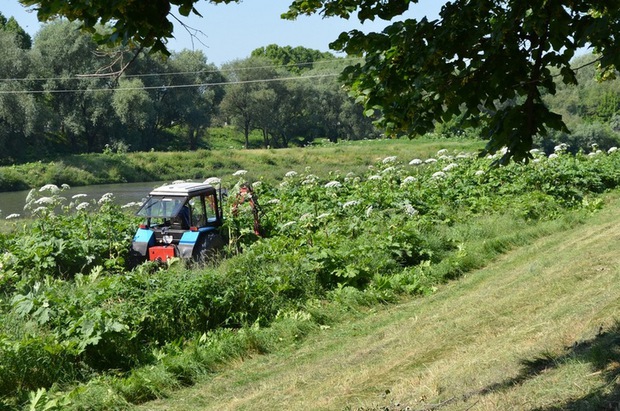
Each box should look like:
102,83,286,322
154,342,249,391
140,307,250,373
0,56,362,83
0,73,342,95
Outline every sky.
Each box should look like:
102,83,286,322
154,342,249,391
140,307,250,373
0,0,442,67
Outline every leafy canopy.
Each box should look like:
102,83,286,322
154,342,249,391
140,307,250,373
19,0,236,54
17,0,620,161
285,0,620,162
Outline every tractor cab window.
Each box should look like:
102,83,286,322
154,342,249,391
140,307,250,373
188,193,219,227
206,193,219,224
136,196,186,226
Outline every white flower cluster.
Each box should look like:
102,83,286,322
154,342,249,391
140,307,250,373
39,184,60,193
344,172,356,182
285,170,298,178
32,207,49,215
0,251,17,270
5,213,20,220
442,163,458,172
324,180,341,188
368,175,382,181
98,193,114,204
409,159,423,165
554,143,569,153
382,156,397,164
72,193,88,199
432,171,446,179
401,176,417,185
302,174,319,185
232,170,248,176
404,204,419,216
342,200,360,208
204,177,221,185
280,221,296,230
76,202,90,211
35,197,55,205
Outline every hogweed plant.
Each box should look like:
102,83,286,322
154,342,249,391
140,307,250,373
2,146,620,408
1,184,138,290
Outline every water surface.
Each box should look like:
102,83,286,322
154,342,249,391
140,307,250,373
0,181,165,218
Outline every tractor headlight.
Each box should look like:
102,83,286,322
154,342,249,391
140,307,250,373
163,234,173,245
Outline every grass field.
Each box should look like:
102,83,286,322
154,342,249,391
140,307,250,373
0,137,484,191
139,194,620,411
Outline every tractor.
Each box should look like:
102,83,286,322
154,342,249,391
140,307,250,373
129,181,227,266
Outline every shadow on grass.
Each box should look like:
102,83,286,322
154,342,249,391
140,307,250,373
377,321,620,411
356,324,620,411
480,321,620,410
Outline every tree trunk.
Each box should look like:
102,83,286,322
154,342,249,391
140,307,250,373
188,126,200,150
262,128,270,148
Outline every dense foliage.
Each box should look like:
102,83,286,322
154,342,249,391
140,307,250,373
285,0,620,163
0,16,377,164
16,1,620,161
1,145,620,408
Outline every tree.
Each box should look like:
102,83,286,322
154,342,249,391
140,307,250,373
31,20,118,153
111,77,156,150
0,12,32,49
20,0,620,161
20,0,236,55
283,0,620,163
251,44,335,74
220,57,283,149
0,30,40,163
302,60,381,142
159,50,225,150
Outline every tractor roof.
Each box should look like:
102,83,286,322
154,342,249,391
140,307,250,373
149,182,216,197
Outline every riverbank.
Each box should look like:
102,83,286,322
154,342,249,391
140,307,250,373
0,138,483,192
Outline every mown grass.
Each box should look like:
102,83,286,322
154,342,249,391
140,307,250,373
137,193,620,411
0,137,484,192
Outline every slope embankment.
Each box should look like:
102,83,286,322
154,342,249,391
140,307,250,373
141,194,620,411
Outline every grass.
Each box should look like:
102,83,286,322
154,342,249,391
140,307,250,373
138,193,620,411
0,137,484,191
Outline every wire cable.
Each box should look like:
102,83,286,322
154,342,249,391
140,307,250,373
0,56,362,83
0,73,342,95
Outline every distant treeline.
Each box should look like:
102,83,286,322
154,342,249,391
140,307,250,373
1,13,619,165
0,16,380,164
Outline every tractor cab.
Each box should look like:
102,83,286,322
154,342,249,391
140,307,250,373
130,182,226,265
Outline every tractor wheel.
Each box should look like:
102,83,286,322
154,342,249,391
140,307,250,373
193,232,225,265
127,250,147,270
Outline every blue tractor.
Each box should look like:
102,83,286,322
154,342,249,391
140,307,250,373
130,182,226,266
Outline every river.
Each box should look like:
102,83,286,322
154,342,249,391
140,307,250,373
0,181,166,218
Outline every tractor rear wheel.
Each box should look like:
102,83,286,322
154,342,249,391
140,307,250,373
193,232,225,264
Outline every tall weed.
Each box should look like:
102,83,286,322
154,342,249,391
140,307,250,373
2,146,620,407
